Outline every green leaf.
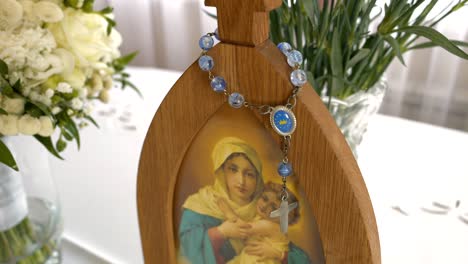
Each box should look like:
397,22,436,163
383,35,406,66
0,59,8,77
0,84,14,97
0,108,8,115
84,115,99,128
122,79,143,98
56,139,67,152
58,112,81,149
98,7,113,14
113,52,138,71
346,49,370,69
82,0,94,12
0,139,19,171
25,99,54,119
330,30,345,95
34,135,64,160
12,79,21,93
409,40,468,50
393,26,468,60
62,130,74,141
104,17,116,35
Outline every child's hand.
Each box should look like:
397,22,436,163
245,240,284,260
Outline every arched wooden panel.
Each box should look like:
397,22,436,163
137,0,380,263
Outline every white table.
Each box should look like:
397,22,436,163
51,67,468,264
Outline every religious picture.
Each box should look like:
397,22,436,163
174,105,324,264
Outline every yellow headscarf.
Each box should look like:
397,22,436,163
183,137,264,253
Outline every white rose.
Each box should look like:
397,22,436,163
34,1,64,23
0,115,19,136
52,106,61,115
2,97,26,115
38,116,54,137
62,69,85,89
48,8,121,69
45,89,54,98
0,0,23,30
18,114,41,135
53,48,75,75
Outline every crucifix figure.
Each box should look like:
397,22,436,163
270,200,298,234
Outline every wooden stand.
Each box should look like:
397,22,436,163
137,0,380,263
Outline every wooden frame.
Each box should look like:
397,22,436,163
137,0,380,263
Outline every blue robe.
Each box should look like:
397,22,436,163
179,209,312,264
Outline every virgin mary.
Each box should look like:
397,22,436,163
178,137,310,263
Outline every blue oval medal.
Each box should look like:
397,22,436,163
270,106,296,136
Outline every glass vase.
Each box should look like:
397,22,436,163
0,136,62,264
322,79,388,157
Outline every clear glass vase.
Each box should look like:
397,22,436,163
0,136,62,264
321,79,388,157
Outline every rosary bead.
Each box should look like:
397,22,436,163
277,42,292,56
287,50,303,67
228,92,245,108
211,76,227,93
198,55,214,71
278,162,293,177
290,69,307,86
199,35,214,50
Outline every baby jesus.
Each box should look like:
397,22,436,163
217,182,301,264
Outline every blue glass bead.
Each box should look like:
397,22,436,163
290,69,307,86
198,55,214,71
287,50,303,67
211,76,227,93
199,35,214,50
277,42,292,55
278,162,293,177
214,28,220,40
273,110,294,134
228,92,244,108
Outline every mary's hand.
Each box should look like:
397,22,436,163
245,240,283,261
217,219,251,239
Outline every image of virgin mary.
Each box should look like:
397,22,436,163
178,137,310,263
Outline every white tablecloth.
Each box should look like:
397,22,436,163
52,67,468,264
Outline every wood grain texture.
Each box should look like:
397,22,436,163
205,0,282,46
137,1,380,263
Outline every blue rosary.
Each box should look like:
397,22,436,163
198,30,307,234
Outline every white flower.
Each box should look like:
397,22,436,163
48,8,121,70
62,69,86,89
53,48,75,75
38,116,54,137
83,105,93,115
0,0,23,30
1,97,25,115
29,91,40,101
34,2,64,23
79,87,88,98
103,75,113,90
99,90,110,103
18,114,41,135
71,98,83,110
56,82,72,93
91,74,103,91
0,115,19,136
52,106,61,115
45,89,54,98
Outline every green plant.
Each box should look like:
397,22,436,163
269,0,468,101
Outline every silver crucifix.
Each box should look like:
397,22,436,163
270,200,298,234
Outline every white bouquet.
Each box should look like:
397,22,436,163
0,0,138,170
0,0,138,262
